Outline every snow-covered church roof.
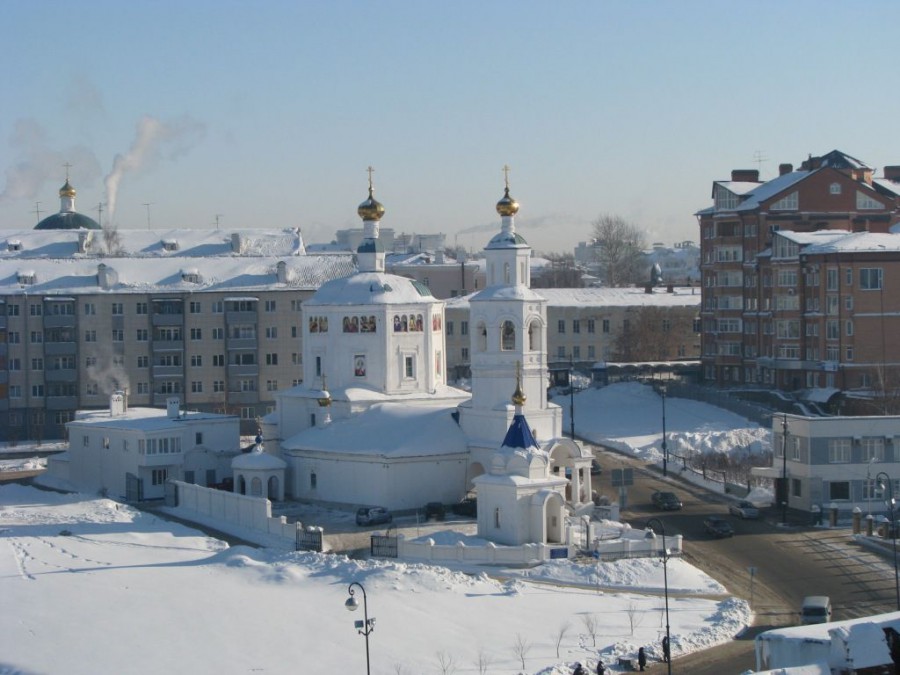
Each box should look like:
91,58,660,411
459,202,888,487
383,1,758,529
305,271,434,307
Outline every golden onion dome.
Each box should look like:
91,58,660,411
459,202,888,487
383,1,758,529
512,380,526,406
496,187,519,217
358,184,385,221
59,180,76,198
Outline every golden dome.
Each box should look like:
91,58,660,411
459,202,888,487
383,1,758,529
512,380,526,406
496,186,519,217
59,180,76,198
358,166,385,221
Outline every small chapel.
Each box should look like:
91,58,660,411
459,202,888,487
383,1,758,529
262,169,594,546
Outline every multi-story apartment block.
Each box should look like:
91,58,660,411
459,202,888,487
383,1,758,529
445,286,701,380
0,224,353,441
697,150,900,399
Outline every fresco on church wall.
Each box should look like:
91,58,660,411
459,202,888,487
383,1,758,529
308,316,328,333
393,313,424,332
341,315,377,333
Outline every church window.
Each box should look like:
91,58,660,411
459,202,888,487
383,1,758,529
250,477,262,496
476,322,487,352
494,507,501,529
504,263,510,284
315,356,322,377
310,472,317,489
501,320,515,351
404,356,415,379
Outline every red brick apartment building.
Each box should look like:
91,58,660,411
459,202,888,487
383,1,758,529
697,150,900,404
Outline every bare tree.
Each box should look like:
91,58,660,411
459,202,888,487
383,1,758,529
591,214,647,287
581,613,598,647
553,621,570,658
102,224,123,256
435,650,456,675
626,603,644,636
512,633,532,670
474,648,493,675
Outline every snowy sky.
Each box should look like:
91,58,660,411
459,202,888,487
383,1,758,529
3,2,900,254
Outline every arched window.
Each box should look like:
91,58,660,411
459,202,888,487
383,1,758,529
477,322,487,352
250,477,262,496
527,320,541,351
504,262,511,284
501,320,515,350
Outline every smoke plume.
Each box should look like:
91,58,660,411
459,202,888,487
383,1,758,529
104,115,205,221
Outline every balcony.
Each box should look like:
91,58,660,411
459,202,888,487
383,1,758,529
46,396,77,411
45,369,78,383
0,315,6,329
226,338,257,351
225,310,257,324
44,342,77,356
43,314,77,328
224,390,259,405
152,366,184,377
152,340,184,352
152,313,184,327
227,363,259,377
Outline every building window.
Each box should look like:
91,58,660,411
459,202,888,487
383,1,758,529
213,354,225,367
151,469,168,486
572,345,580,359
461,347,469,360
829,182,841,195
190,355,202,367
291,326,298,338
572,319,580,334
84,302,96,315
791,478,802,498
404,356,415,379
266,327,277,339
292,352,301,365
31,384,44,397
846,320,853,337
29,303,42,316
266,380,278,392
846,347,854,361
860,268,883,290
266,353,278,365
137,382,149,394
557,346,566,359
501,321,515,350
136,302,148,315
212,300,224,313
587,319,595,334
829,481,850,501
460,321,468,336
265,300,276,312
137,356,149,368
85,330,96,342
828,439,850,463
191,381,203,393
111,302,123,315
588,345,595,359
862,438,885,462
557,319,565,334
240,407,255,420
31,357,43,371
212,328,224,340
30,331,43,344
213,380,225,393
856,191,882,210
190,328,202,340
189,301,201,314
602,319,610,334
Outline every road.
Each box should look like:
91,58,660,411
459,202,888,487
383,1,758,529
591,444,898,674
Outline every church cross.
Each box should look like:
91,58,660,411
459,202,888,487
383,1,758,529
63,162,72,181
502,164,511,190
366,166,375,194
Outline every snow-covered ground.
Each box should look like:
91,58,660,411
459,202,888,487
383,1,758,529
0,383,766,674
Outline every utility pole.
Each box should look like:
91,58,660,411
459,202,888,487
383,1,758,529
214,214,223,230
33,202,43,224
143,203,152,229
96,202,104,228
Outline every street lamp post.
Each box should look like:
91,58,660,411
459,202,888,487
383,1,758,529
876,472,900,611
345,581,375,675
569,355,576,441
781,414,788,526
646,518,672,675
661,385,668,478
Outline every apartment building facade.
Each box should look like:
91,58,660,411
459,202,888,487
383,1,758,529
0,227,353,441
697,150,900,398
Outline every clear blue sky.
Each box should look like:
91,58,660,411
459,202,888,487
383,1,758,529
2,1,899,254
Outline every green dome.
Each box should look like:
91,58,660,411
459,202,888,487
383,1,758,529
35,212,102,231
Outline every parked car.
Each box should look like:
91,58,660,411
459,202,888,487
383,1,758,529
651,491,683,510
452,497,477,517
800,595,833,625
703,516,734,538
356,506,393,526
729,500,760,519
424,502,445,521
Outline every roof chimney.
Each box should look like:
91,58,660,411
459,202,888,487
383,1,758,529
731,169,760,182
779,163,793,176
110,392,126,417
167,397,181,419
884,166,900,182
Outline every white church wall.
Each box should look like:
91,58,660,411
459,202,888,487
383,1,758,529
398,538,566,565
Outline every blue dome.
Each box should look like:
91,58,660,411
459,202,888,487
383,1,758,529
35,212,101,231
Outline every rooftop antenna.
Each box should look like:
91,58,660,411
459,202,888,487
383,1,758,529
33,201,43,224
142,203,152,230
96,202,105,228
214,214,223,230
753,150,768,177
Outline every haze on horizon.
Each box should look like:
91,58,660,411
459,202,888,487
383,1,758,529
2,1,899,255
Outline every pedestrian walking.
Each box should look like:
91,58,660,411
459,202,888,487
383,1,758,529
638,646,647,671
573,663,588,675
596,659,606,675
662,635,670,663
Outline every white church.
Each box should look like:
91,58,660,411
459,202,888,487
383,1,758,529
262,171,594,546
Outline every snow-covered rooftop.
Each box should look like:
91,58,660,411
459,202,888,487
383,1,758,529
802,231,900,254
448,286,701,309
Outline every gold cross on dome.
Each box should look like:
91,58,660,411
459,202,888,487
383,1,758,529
63,162,72,181
366,166,375,194
502,164,511,190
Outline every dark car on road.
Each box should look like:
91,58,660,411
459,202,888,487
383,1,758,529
452,497,477,517
703,516,734,538
356,506,392,526
651,491,683,510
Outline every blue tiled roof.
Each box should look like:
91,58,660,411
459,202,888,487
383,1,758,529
501,413,539,450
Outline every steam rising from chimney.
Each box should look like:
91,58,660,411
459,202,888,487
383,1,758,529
103,115,205,221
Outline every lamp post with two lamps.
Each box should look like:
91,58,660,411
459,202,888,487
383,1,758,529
345,581,375,675
660,384,668,477
645,518,672,675
875,471,900,611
